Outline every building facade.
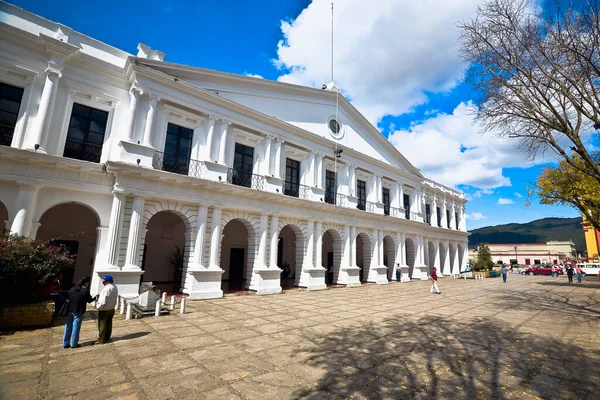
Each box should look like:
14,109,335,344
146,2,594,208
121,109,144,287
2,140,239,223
583,217,600,262
0,3,468,298
468,242,576,266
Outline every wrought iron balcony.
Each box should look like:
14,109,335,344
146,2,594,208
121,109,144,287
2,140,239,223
383,203,390,216
299,184,310,199
411,211,421,221
63,138,102,163
357,198,366,211
336,193,347,207
366,201,376,213
227,168,264,190
284,181,299,197
0,126,14,147
390,207,403,218
152,151,202,177
324,190,336,205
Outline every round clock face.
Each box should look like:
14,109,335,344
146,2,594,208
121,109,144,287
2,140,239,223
327,116,344,140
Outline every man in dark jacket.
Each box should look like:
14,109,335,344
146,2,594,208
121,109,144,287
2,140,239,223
63,277,94,348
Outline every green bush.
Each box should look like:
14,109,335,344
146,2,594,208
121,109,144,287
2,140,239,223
0,231,76,306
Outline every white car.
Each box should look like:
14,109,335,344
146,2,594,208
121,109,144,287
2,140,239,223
576,263,600,276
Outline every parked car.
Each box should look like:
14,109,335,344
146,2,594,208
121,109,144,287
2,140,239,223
575,263,600,277
530,265,563,276
520,266,533,275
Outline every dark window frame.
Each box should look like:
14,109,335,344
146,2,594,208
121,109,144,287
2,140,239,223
325,170,336,205
382,187,390,216
162,122,193,175
232,142,255,188
0,82,25,147
284,158,300,197
63,103,109,163
357,180,366,210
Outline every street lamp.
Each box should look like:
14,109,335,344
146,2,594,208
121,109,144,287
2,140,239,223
514,246,518,268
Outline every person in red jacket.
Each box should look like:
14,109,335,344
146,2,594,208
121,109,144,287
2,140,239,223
430,267,441,294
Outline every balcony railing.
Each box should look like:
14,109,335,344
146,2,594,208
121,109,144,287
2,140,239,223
152,151,202,177
357,199,366,211
227,168,264,190
299,184,310,199
63,138,102,163
0,126,14,147
366,201,376,213
383,203,390,216
284,181,299,197
411,211,421,220
324,190,336,205
336,193,347,207
390,207,404,218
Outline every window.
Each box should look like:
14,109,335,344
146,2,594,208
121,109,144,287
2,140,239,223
284,158,300,197
425,204,431,224
534,259,541,265
446,210,451,229
436,207,441,227
160,123,193,175
232,143,254,187
63,103,108,163
510,259,517,265
0,82,24,147
455,211,459,229
382,188,390,216
403,194,410,219
525,258,531,265
325,170,336,205
357,180,366,210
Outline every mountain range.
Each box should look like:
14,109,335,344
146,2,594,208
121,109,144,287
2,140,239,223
468,217,585,253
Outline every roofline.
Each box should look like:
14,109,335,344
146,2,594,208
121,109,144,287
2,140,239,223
134,57,425,180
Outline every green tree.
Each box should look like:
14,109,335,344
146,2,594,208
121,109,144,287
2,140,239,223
473,243,495,272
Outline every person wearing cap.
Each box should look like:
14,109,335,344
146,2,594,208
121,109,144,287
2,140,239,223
95,275,118,344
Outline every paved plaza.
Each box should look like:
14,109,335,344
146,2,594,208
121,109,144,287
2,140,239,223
1,274,600,400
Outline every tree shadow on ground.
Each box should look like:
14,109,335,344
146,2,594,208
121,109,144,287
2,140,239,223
292,315,600,399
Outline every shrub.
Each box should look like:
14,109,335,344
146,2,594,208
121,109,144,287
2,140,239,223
0,231,76,306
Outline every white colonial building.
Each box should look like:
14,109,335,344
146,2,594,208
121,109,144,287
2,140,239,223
0,2,468,298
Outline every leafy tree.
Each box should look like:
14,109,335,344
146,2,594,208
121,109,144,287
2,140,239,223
458,0,600,185
531,156,600,232
473,243,495,271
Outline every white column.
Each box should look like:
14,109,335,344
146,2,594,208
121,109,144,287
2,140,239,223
304,151,315,186
350,226,357,267
29,67,61,152
343,225,351,267
10,184,41,237
124,196,145,269
204,118,217,162
460,206,466,231
269,215,279,268
274,138,284,178
218,122,231,165
305,220,315,268
142,95,159,147
433,242,440,271
399,184,405,210
208,206,222,269
376,175,382,202
441,200,448,228
124,87,142,142
450,204,456,230
261,136,272,175
395,232,404,266
256,213,269,268
372,229,380,268
106,191,126,267
191,205,208,268
378,230,385,267
315,153,324,188
348,165,356,196
315,221,323,268
431,198,438,227
419,236,426,265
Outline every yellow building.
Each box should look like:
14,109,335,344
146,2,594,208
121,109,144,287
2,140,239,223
583,217,600,262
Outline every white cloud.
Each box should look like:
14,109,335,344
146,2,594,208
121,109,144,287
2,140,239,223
244,72,264,79
274,0,483,123
514,192,523,198
498,198,515,205
466,212,485,220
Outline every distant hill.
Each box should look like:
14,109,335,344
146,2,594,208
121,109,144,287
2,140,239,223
468,217,585,253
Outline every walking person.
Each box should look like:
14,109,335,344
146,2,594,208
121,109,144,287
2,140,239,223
63,277,94,349
500,264,508,283
430,267,441,294
566,264,574,283
395,264,401,282
95,275,118,344
576,265,583,284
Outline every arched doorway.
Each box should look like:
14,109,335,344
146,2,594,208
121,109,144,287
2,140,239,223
142,211,186,294
458,243,464,272
0,201,8,233
405,238,416,279
36,203,100,288
383,235,396,281
356,233,371,282
220,219,252,292
449,243,456,275
427,241,436,274
439,242,447,275
322,229,342,285
279,224,303,288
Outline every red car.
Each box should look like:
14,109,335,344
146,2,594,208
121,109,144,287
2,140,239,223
530,265,563,276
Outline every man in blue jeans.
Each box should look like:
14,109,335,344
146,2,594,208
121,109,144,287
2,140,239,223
500,265,508,283
63,277,94,348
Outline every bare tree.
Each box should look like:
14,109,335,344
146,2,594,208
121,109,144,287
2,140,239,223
458,0,600,183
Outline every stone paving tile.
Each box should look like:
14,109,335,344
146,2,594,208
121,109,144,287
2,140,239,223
2,274,600,399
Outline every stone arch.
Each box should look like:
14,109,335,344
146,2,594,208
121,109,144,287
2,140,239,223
0,200,8,232
221,209,261,233
36,203,100,287
356,232,372,282
439,242,447,275
278,223,305,287
427,241,436,274
405,237,416,278
34,193,109,228
36,200,103,231
449,242,456,275
322,228,342,284
220,215,257,291
383,235,396,281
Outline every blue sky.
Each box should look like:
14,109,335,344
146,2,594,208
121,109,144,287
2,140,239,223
10,0,583,229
